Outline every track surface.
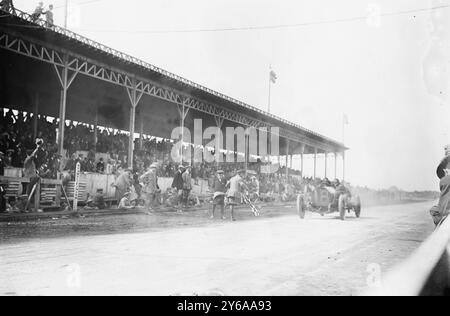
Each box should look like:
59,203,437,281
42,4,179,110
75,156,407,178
0,201,435,296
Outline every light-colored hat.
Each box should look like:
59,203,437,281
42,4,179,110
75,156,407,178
149,163,158,169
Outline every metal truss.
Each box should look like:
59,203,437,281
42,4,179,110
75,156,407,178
0,8,342,152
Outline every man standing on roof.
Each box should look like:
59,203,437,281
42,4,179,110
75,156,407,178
44,4,54,28
31,2,44,22
226,169,248,222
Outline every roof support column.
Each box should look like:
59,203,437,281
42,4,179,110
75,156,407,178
177,102,190,164
214,116,224,167
314,148,318,179
53,53,79,161
139,112,144,151
334,152,338,180
286,139,290,179
300,144,305,178
343,151,346,182
325,152,328,179
126,78,144,170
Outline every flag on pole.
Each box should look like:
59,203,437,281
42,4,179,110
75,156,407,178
270,70,278,84
343,113,349,125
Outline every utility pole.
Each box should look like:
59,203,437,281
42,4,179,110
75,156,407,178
64,0,68,28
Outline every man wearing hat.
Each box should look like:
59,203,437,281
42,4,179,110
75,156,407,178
172,165,185,192
118,191,135,210
113,169,133,203
140,163,159,211
210,170,227,219
430,145,450,226
226,169,248,221
181,165,193,208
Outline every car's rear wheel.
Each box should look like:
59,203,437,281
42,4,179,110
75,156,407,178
297,195,306,219
338,195,346,221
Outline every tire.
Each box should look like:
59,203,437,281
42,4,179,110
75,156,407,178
338,194,346,221
297,195,306,219
354,196,361,218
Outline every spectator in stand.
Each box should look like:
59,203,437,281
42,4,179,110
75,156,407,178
96,158,105,174
31,2,44,22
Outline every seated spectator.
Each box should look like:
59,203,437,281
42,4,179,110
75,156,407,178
85,189,106,210
96,158,105,174
118,191,135,210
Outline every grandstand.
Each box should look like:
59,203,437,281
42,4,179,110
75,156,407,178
0,6,347,179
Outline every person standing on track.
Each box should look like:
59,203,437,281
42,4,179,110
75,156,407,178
0,0,15,14
226,169,247,222
31,2,44,22
210,170,227,220
140,163,158,211
181,166,192,208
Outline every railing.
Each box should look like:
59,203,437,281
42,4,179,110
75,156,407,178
0,176,64,211
0,7,345,148
364,216,450,296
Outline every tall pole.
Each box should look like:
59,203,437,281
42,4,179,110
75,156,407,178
343,151,346,182
64,0,69,28
58,56,69,157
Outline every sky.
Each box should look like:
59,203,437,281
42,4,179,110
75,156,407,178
13,0,450,191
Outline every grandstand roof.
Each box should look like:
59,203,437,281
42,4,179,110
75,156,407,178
0,7,347,154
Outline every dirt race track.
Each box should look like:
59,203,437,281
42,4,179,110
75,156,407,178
0,201,436,296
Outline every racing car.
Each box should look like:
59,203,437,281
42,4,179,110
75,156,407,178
297,183,361,221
